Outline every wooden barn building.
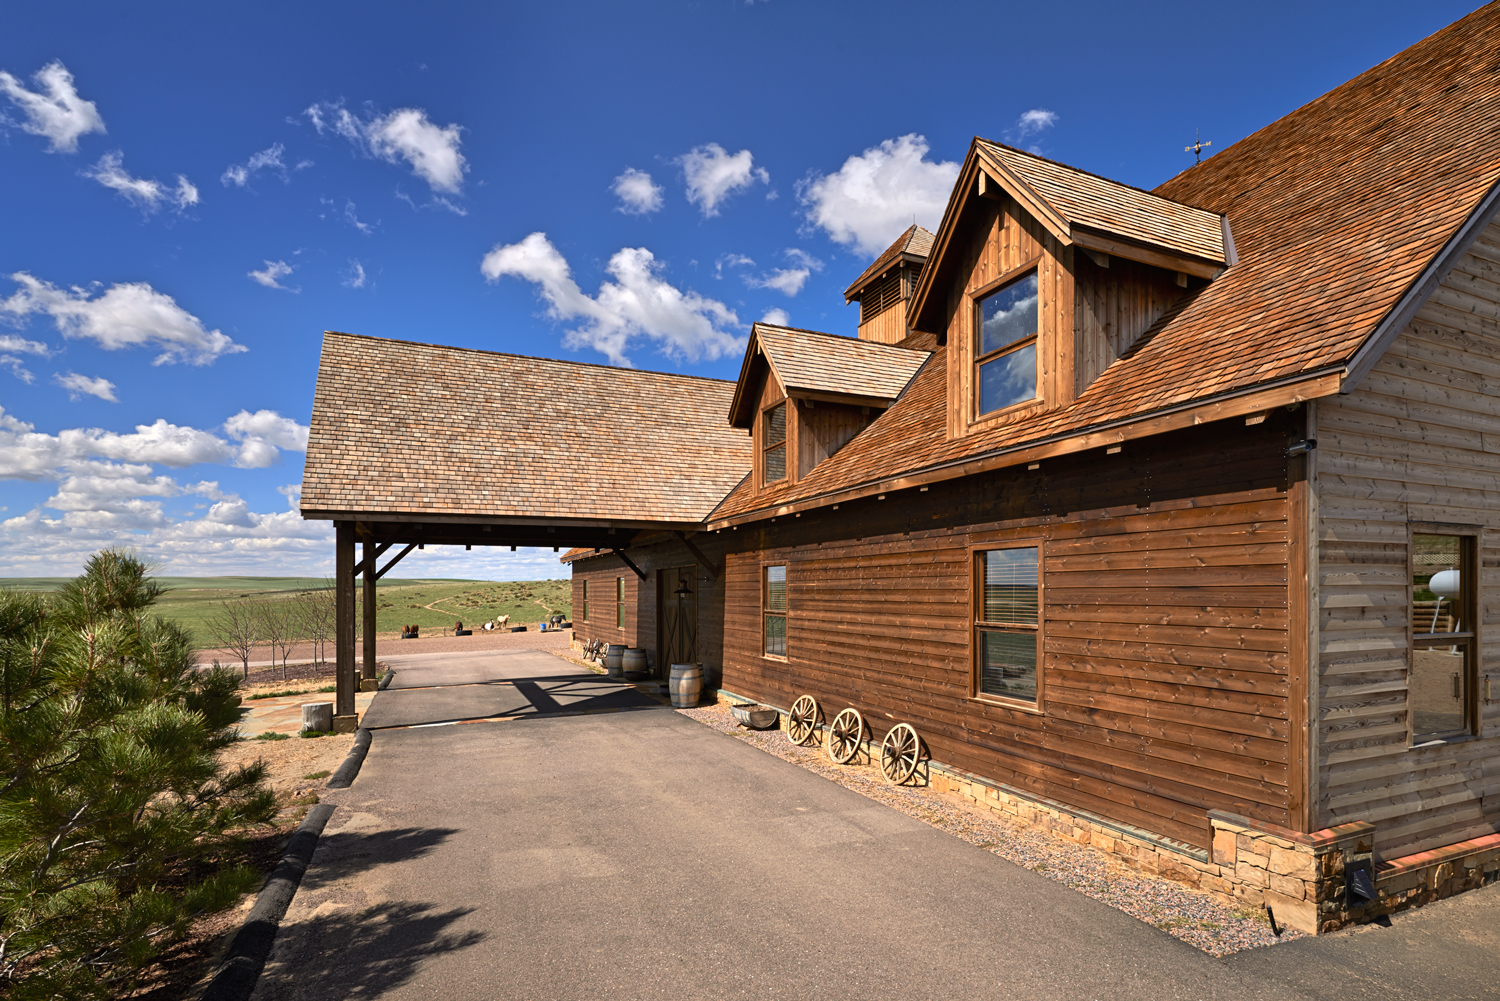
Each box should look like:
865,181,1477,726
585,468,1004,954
305,6,1500,934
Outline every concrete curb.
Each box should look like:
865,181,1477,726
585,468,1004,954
200,802,336,1001
326,728,371,790
378,669,395,690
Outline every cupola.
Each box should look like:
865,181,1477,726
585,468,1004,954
843,225,934,344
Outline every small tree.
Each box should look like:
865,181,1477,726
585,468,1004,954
0,550,275,999
254,599,296,682
296,587,335,670
204,598,257,678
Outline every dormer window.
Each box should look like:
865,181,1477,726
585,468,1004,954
976,270,1039,416
763,402,787,483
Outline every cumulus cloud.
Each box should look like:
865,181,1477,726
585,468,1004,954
1016,108,1058,138
745,248,824,297
760,307,790,326
54,371,117,402
343,261,367,288
481,232,744,366
221,142,288,186
0,333,51,383
713,254,754,279
306,101,466,194
2,273,244,365
248,259,297,291
677,143,768,217
0,61,105,153
83,151,199,213
799,134,959,257
612,167,663,215
224,409,310,467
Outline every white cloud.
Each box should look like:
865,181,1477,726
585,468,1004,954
83,151,198,214
745,248,823,296
677,143,768,217
0,333,51,382
221,142,287,186
224,409,309,468
1,273,245,365
343,261,367,288
481,232,744,366
760,308,790,326
0,356,35,383
54,371,117,402
0,61,105,153
612,168,663,215
799,134,959,257
248,259,297,292
306,101,466,194
713,254,754,279
1017,109,1058,138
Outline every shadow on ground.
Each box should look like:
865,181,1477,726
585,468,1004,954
301,825,461,886
254,901,485,1001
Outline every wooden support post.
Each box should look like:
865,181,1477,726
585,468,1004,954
334,521,358,732
361,539,378,691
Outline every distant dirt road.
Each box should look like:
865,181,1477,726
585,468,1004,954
196,627,574,668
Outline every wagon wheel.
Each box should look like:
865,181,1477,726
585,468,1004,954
880,723,922,785
826,708,865,764
785,695,820,746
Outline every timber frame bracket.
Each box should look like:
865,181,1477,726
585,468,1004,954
672,530,721,580
612,547,647,581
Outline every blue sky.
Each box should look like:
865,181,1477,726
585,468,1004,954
0,0,1480,580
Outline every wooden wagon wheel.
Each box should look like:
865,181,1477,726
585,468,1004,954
785,695,820,746
880,723,922,785
826,708,864,764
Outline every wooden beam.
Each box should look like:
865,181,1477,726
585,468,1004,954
611,547,647,581
1071,229,1222,280
673,531,721,580
361,540,378,685
373,542,417,581
351,539,393,578
334,522,357,731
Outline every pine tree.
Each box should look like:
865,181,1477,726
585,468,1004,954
0,550,276,999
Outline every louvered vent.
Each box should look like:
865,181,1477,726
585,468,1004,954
859,267,919,324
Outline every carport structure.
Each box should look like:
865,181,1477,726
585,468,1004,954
300,331,750,730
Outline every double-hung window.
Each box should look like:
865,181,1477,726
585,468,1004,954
763,564,787,658
763,403,788,484
615,576,626,629
975,546,1040,705
1411,531,1478,742
975,270,1039,417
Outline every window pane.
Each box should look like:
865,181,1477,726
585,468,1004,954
1413,533,1467,634
979,630,1037,702
765,442,786,482
981,548,1038,624
764,613,786,657
765,565,787,612
616,577,624,600
978,344,1037,414
1411,643,1467,738
979,272,1039,356
764,403,786,445
616,603,624,628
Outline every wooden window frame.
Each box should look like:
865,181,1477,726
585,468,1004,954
969,541,1044,713
1408,523,1481,746
615,576,626,630
762,401,788,486
581,579,589,622
972,264,1041,422
762,562,788,661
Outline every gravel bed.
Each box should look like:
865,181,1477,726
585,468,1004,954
677,701,1302,957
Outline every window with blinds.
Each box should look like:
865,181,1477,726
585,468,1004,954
975,547,1040,704
763,564,787,658
763,403,787,483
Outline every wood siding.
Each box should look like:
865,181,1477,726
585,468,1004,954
1073,253,1188,396
797,399,873,480
719,415,1298,850
858,304,909,344
1315,219,1500,857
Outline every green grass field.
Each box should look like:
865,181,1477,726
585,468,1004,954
0,577,573,646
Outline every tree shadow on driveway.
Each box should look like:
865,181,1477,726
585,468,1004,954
254,900,485,1001
300,825,461,888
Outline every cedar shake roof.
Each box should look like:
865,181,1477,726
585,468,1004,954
302,332,751,525
843,225,935,301
977,141,1227,265
709,6,1500,526
727,324,930,428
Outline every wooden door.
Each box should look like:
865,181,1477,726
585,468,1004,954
659,566,698,678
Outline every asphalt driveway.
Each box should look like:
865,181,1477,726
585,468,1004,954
250,650,1498,1001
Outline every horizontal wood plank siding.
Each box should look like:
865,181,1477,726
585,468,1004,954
721,416,1297,850
1315,220,1500,857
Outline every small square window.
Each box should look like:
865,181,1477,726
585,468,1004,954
976,271,1039,416
975,546,1040,705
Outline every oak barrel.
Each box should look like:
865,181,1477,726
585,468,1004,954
669,663,702,708
622,648,648,679
604,644,626,678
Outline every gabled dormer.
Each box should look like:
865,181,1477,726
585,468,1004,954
843,225,934,344
909,139,1236,438
728,322,930,491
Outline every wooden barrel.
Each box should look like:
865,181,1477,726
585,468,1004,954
622,648,648,678
604,644,626,678
669,663,702,708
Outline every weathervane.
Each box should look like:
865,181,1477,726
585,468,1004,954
1185,128,1212,164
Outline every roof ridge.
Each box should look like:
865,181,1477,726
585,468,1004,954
977,137,1220,214
755,323,928,353
322,330,736,386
